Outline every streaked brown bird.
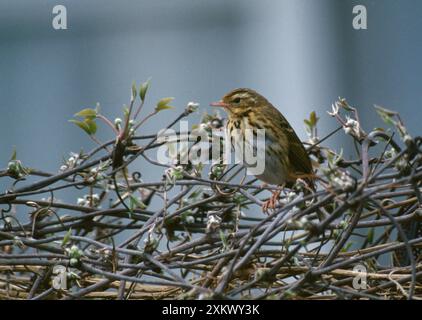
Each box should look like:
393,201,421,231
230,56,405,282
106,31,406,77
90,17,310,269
211,88,314,212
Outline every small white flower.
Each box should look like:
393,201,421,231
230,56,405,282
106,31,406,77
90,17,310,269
332,171,355,191
77,194,100,207
403,134,413,146
61,152,82,172
206,214,222,233
328,102,339,117
385,147,397,159
344,117,361,137
300,216,308,226
308,137,319,145
395,157,408,171
186,101,199,113
185,216,195,224
77,197,87,206
280,191,297,205
87,177,95,183
114,118,122,126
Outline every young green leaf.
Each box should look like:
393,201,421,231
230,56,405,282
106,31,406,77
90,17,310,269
309,111,319,126
341,242,353,252
374,105,398,116
129,194,146,210
375,111,394,126
62,227,72,246
338,98,353,111
123,105,129,118
10,147,17,161
131,81,137,101
69,119,91,135
74,108,98,119
69,119,97,135
219,230,228,249
84,118,97,135
374,105,397,126
156,97,174,112
139,78,151,101
367,228,374,244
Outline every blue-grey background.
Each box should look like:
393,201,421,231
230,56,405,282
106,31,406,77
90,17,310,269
1,0,421,191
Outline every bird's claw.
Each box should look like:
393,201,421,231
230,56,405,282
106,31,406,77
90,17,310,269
262,189,282,214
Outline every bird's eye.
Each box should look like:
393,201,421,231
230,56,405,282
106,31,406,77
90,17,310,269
232,97,241,104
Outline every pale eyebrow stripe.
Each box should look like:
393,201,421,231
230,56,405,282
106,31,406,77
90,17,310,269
234,93,249,99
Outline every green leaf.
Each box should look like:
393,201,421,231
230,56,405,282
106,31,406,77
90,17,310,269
129,194,146,210
374,105,398,116
367,228,374,244
156,97,174,112
62,227,72,247
69,119,91,135
219,230,228,249
374,105,397,126
338,98,353,111
156,104,174,112
139,78,151,101
131,81,137,100
309,111,319,126
123,105,129,118
10,147,17,161
69,119,97,135
376,111,395,126
85,118,97,135
341,242,353,252
74,108,97,119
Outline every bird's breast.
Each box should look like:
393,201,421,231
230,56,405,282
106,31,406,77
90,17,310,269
226,118,288,185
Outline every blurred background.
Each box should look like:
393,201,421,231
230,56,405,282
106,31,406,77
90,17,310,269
1,0,422,192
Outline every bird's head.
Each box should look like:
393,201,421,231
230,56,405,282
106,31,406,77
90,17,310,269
210,88,264,117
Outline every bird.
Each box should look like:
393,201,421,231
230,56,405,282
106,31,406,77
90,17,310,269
210,88,314,212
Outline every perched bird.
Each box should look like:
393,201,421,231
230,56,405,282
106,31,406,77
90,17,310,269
211,88,314,212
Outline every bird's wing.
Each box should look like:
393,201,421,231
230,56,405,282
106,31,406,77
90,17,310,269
276,112,313,176
288,134,313,175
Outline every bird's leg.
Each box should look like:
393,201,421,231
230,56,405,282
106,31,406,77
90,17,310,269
262,185,283,213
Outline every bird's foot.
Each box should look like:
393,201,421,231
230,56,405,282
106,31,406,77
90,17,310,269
262,188,282,213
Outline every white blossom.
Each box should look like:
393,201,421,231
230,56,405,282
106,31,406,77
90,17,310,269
279,191,297,205
185,216,195,224
60,152,82,172
206,214,222,233
76,194,100,207
344,117,361,137
332,171,355,191
186,101,200,113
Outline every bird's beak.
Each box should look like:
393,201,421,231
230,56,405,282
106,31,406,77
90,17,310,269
210,100,230,108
